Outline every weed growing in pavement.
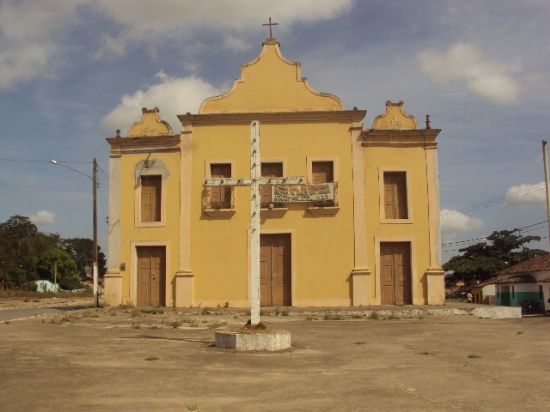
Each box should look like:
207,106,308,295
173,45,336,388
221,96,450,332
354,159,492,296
168,320,183,329
82,310,99,318
132,322,141,329
145,356,159,361
351,314,364,319
208,321,227,329
130,308,142,318
305,316,318,321
323,311,344,320
186,404,200,412
280,308,289,316
389,313,399,320
354,341,366,345
224,301,230,308
182,318,199,328
369,311,379,320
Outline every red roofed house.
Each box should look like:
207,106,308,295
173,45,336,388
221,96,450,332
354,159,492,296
494,254,550,314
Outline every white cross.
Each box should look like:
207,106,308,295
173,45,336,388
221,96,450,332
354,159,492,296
203,121,305,325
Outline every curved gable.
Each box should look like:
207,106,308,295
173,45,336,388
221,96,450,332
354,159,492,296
200,40,343,114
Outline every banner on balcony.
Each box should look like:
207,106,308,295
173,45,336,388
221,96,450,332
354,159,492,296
272,183,334,203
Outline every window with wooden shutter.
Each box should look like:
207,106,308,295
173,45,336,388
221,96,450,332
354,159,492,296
383,172,408,219
261,162,283,207
210,163,232,209
311,161,334,184
141,175,162,222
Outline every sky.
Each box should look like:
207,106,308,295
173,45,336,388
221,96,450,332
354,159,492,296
1,0,550,262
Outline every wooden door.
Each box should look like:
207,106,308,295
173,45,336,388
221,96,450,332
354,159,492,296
137,246,166,306
380,242,411,305
260,234,291,306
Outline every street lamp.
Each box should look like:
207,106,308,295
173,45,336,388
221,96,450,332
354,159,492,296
50,158,99,307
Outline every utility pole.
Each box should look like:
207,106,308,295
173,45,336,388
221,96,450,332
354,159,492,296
54,260,57,290
542,141,550,249
92,158,99,307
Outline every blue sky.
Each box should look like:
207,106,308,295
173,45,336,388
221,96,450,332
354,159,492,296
1,0,549,261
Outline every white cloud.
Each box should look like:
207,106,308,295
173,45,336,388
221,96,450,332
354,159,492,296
30,210,56,225
505,182,545,206
0,0,83,90
92,0,355,56
418,42,521,104
101,71,222,133
440,209,484,241
0,0,354,89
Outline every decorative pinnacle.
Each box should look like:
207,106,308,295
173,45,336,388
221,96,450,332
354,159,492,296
115,129,121,138
425,115,431,130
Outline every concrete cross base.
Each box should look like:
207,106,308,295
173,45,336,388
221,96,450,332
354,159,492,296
215,329,291,351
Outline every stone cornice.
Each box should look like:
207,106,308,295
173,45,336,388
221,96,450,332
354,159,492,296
361,129,441,148
106,135,181,155
178,110,367,126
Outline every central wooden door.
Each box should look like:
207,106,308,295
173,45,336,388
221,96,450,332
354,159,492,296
137,246,166,306
260,234,291,306
380,242,411,305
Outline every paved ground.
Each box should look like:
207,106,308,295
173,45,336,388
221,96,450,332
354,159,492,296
0,296,94,322
0,305,549,411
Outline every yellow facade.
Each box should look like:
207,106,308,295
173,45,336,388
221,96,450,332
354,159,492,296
104,40,445,308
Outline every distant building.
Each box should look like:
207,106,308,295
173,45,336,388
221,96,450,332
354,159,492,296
470,278,497,305
34,280,59,293
104,37,445,308
493,254,550,314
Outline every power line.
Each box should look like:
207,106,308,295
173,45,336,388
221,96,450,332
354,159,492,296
442,184,544,217
0,158,91,164
441,219,548,247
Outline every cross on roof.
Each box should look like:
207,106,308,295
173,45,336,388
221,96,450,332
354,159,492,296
262,17,279,39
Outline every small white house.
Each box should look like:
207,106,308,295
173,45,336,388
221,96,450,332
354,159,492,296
471,278,497,304
495,254,550,314
34,280,60,293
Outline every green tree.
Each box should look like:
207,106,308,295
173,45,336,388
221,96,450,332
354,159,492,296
443,229,547,285
62,238,107,278
35,248,80,290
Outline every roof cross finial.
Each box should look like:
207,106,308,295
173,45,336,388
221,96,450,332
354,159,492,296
262,17,279,40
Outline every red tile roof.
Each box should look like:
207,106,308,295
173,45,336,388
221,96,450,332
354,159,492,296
498,253,550,275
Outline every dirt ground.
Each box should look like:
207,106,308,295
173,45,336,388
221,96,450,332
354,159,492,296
0,306,549,411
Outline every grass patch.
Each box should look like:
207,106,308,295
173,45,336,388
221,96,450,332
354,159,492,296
323,311,344,320
369,311,380,320
208,321,227,329
168,320,183,329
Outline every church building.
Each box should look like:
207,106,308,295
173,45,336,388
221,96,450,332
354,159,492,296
103,36,445,308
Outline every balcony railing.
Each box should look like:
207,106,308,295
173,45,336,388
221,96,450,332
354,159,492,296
202,181,338,211
202,186,235,210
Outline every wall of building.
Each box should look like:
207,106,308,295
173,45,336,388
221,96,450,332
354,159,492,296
496,283,544,311
364,145,432,304
189,120,355,307
117,151,181,306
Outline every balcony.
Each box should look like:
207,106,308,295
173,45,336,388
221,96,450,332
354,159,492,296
201,186,235,217
201,179,339,217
